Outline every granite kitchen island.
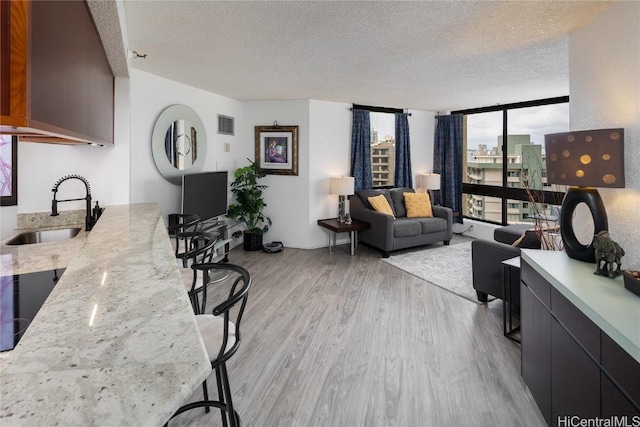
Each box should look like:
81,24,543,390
0,203,211,426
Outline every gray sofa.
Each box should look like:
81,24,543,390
350,187,453,257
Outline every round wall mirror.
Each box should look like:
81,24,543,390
152,105,207,184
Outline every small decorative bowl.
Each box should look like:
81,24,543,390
622,270,640,298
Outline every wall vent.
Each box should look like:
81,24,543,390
218,115,234,135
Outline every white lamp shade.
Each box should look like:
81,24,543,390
419,173,440,190
330,176,355,195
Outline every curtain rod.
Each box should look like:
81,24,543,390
451,96,569,115
350,104,412,116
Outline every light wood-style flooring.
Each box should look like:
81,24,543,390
169,241,546,427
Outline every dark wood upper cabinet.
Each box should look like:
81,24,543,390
0,0,114,146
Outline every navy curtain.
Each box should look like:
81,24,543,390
350,109,372,192
394,113,412,188
434,114,463,223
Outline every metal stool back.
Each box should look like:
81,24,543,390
179,231,218,313
167,213,201,267
167,263,251,427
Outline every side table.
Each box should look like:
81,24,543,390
502,256,521,343
317,218,370,255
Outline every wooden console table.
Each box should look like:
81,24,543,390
317,218,370,255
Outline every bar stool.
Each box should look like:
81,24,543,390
167,213,200,267
167,263,251,427
204,237,236,297
179,231,235,314
178,231,217,314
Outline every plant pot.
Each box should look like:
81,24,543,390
243,231,263,251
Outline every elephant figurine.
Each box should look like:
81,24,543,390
593,230,625,278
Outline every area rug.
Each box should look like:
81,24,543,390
382,240,480,304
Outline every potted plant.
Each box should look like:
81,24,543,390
227,160,272,251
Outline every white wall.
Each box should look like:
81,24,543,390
0,77,131,238
129,69,243,220
309,100,352,248
0,206,17,237
569,0,640,270
241,100,312,248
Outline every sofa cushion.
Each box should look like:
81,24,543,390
389,188,414,217
393,218,422,238
414,217,448,234
368,194,395,218
403,192,433,218
357,189,396,216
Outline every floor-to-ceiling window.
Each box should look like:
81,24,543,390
456,97,569,225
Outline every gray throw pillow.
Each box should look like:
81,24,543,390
389,188,415,218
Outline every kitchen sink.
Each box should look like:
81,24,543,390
6,227,82,245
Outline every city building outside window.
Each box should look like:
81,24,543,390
370,112,396,188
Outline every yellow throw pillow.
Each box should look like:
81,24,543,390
368,195,395,218
403,192,433,218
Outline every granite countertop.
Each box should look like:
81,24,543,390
0,203,211,426
522,249,640,363
1,220,89,277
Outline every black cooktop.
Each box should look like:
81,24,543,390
0,268,65,352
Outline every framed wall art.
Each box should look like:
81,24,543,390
0,135,18,206
254,125,298,176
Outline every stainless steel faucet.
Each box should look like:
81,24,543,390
51,175,97,231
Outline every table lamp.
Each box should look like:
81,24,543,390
418,173,440,201
330,176,355,223
544,128,625,262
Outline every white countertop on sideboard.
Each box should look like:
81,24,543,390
0,203,211,426
522,249,640,363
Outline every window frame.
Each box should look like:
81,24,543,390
452,96,568,225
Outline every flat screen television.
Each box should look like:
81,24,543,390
182,171,228,222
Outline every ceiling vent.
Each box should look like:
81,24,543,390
218,115,234,135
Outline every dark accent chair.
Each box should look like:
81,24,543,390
350,187,453,258
471,224,541,303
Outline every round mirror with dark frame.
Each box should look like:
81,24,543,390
152,105,207,184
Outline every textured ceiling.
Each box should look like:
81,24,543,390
116,0,613,112
87,0,128,77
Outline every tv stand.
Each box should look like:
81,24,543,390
197,217,241,262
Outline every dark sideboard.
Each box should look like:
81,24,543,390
520,251,640,427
